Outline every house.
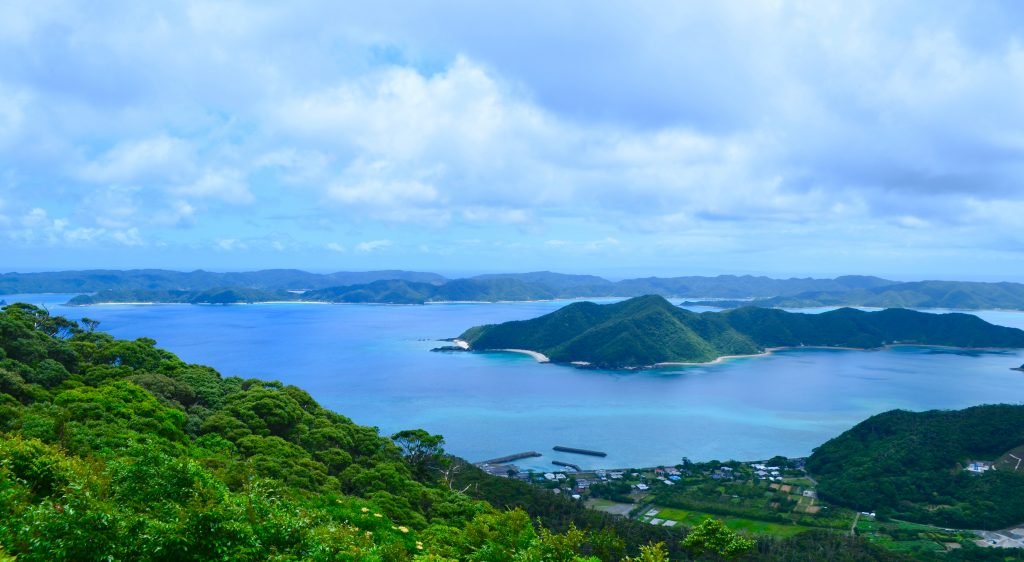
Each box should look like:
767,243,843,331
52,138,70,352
544,473,557,481
803,490,817,498
635,483,649,491
966,461,993,474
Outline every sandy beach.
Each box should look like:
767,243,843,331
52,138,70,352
497,348,550,363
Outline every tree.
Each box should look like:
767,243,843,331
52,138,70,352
681,518,755,559
392,429,446,480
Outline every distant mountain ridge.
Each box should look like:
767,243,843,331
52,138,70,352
0,269,447,294
686,280,1024,311
11,269,1024,309
456,295,1024,368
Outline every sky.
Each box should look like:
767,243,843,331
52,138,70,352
1,1,1023,280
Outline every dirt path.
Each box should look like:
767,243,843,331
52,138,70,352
850,512,860,536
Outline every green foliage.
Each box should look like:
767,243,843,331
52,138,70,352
681,518,755,559
807,405,1024,529
460,296,1024,368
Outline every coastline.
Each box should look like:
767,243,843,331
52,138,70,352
464,343,1020,371
496,348,550,363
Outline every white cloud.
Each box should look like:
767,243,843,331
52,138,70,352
79,135,193,184
356,239,392,252
174,169,254,205
325,242,346,252
216,238,246,251
2,2,1024,274
328,177,438,206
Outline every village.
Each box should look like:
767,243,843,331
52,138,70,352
477,452,988,556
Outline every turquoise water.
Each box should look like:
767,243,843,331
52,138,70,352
7,294,1024,471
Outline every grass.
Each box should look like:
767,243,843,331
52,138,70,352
995,443,1024,473
653,507,809,537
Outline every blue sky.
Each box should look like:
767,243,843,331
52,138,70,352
1,1,1023,279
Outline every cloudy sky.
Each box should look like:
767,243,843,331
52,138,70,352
2,1,1023,279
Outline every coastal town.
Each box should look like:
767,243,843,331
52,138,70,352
477,447,1018,555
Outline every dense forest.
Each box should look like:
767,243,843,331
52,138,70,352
807,405,1024,529
457,296,1024,368
0,302,908,560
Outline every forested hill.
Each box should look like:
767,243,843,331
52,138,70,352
0,302,909,561
807,405,1024,530
0,268,447,294
66,287,298,305
686,280,1024,311
2,269,891,297
457,295,1024,368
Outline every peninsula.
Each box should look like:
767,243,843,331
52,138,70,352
454,295,1024,369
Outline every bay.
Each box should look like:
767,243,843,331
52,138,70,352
6,293,1024,472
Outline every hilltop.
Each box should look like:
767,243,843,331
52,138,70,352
456,295,1024,368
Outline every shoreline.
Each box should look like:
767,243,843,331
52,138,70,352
466,343,1022,371
496,348,550,363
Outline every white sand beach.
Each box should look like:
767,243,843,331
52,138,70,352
498,348,550,363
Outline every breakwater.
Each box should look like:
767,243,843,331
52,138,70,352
553,446,607,457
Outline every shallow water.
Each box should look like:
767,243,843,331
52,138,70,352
7,294,1024,471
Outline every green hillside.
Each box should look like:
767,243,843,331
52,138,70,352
458,296,1024,368
807,405,1024,530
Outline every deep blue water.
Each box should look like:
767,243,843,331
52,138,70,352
7,294,1024,471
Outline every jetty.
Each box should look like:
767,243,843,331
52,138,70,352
552,460,582,471
478,451,542,465
553,446,607,457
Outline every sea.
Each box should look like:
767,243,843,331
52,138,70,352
7,293,1024,472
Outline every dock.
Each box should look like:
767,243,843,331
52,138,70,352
478,451,542,464
553,446,607,457
552,460,582,471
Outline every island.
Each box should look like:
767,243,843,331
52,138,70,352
452,295,1024,369
683,279,1024,311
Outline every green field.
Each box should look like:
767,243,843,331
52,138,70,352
856,517,962,554
652,507,810,537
